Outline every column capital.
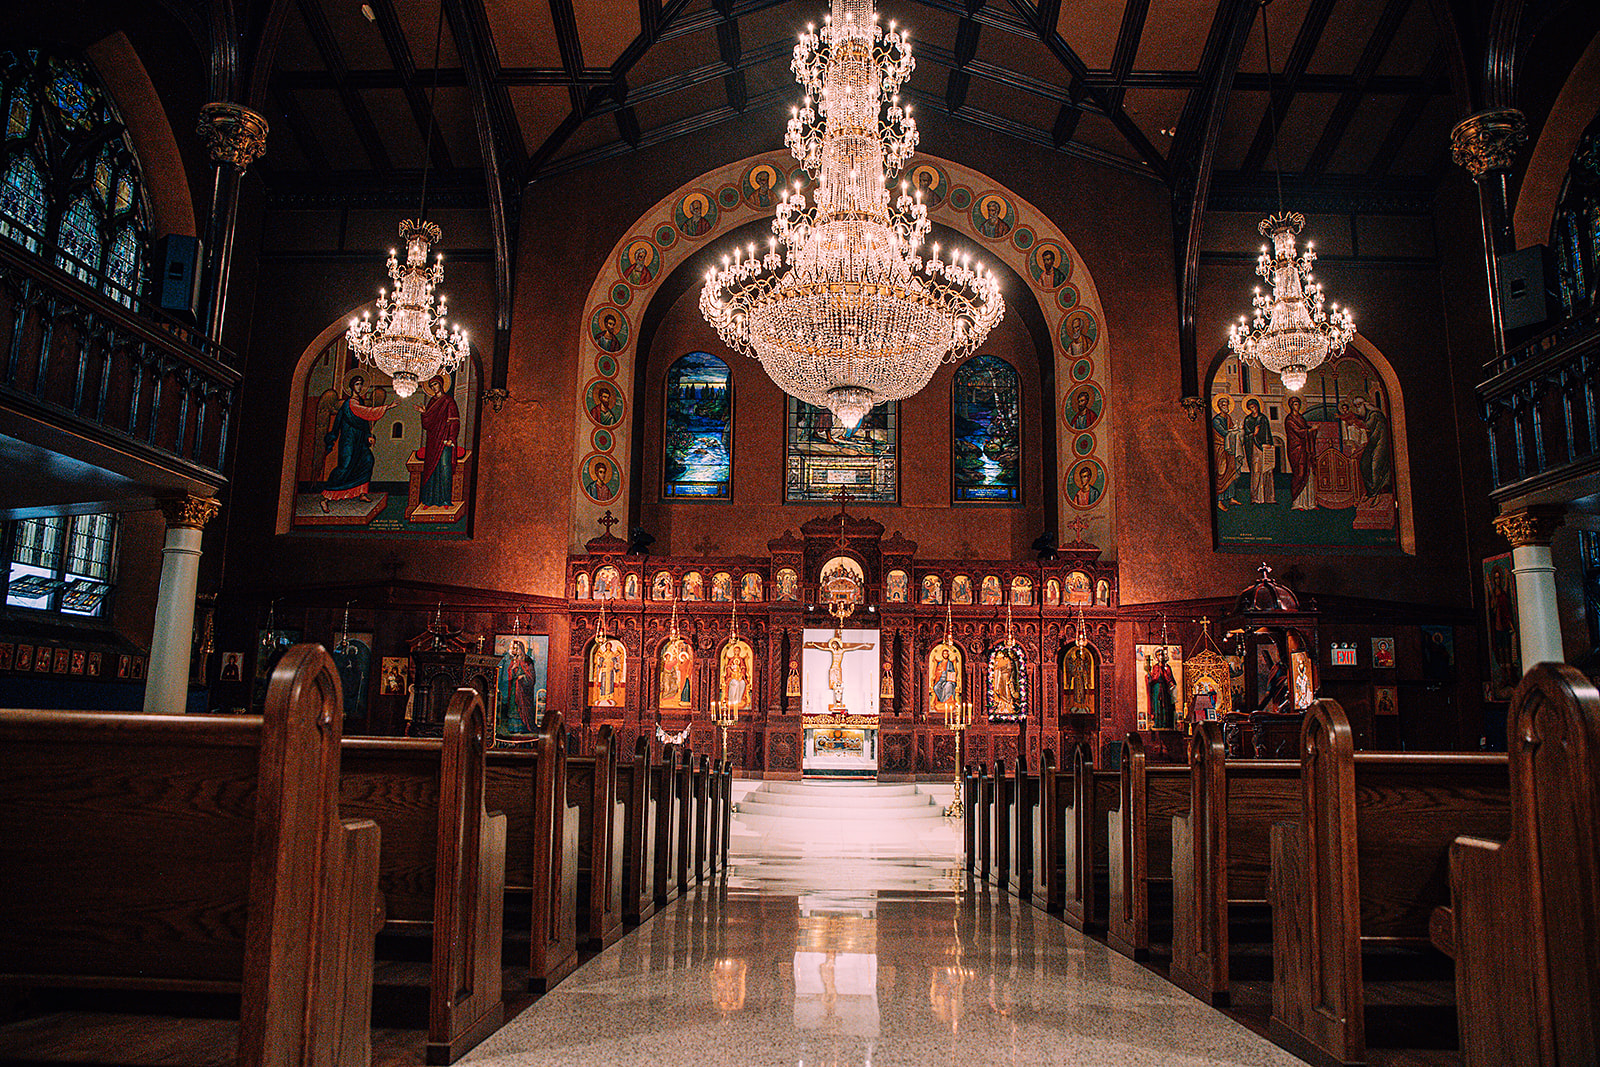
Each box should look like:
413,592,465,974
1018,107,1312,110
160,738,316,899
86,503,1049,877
1450,108,1527,179
1493,504,1564,548
197,102,269,171
159,494,221,531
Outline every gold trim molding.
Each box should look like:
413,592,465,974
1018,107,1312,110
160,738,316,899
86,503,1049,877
159,494,221,531
197,102,269,171
1451,109,1527,179
1493,504,1564,548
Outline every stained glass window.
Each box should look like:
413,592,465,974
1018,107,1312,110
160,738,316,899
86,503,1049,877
663,351,733,499
1553,116,1600,317
0,48,149,305
6,513,116,615
953,354,1022,503
784,396,898,503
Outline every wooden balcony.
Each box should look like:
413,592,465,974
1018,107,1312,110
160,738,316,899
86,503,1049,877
0,241,240,512
1478,306,1600,507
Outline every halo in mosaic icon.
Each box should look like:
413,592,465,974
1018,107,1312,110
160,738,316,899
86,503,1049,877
580,451,623,504
595,353,619,378
971,192,1016,242
655,223,678,248
1011,225,1035,251
717,184,741,210
592,427,615,453
949,186,972,211
742,162,783,209
1073,432,1096,457
1062,382,1103,432
610,282,632,306
1064,457,1106,511
1070,357,1093,382
1060,308,1099,357
590,305,629,353
1029,240,1071,289
1057,284,1081,311
617,237,661,286
674,190,718,239
584,376,625,427
908,163,949,208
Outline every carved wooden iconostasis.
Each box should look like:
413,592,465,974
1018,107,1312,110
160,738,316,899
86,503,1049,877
564,508,1118,780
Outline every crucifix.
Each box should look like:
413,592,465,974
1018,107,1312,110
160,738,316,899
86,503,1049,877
803,624,875,713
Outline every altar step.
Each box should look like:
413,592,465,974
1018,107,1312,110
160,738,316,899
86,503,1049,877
737,781,945,822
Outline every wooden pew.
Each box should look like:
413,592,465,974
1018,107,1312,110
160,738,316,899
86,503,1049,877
1063,743,1118,933
0,643,381,1067
619,737,658,925
1169,721,1299,1006
570,725,626,951
1270,698,1511,1067
485,710,579,994
962,763,978,877
988,758,1011,890
974,762,992,884
653,743,683,907
1009,752,1038,902
340,689,505,1064
1031,748,1067,910
1440,663,1600,1067
717,759,734,872
674,748,696,895
1107,733,1190,960
692,755,711,884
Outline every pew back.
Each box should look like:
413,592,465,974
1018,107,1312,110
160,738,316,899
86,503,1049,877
1107,733,1189,959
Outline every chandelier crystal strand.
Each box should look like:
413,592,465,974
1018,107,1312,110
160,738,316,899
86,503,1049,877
700,0,1003,428
346,219,469,398
1227,212,1354,391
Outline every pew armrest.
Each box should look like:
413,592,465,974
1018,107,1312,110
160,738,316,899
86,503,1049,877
1428,906,1455,959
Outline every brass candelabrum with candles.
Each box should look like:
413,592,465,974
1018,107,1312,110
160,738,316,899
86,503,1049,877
712,696,739,764
942,699,973,818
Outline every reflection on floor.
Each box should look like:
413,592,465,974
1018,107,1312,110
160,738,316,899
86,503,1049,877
462,794,1307,1067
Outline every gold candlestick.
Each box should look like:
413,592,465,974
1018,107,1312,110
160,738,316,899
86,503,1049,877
712,697,740,764
943,699,973,818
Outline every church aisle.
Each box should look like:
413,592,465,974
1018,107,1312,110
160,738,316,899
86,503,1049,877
462,837,1306,1066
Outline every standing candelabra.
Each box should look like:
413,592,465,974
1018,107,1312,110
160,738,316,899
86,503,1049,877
943,699,973,818
712,697,740,764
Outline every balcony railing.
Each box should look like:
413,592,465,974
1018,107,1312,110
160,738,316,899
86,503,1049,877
1478,306,1600,501
0,239,240,485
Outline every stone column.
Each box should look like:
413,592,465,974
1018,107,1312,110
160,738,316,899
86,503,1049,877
1450,109,1528,362
195,103,269,346
1493,505,1566,671
144,495,221,714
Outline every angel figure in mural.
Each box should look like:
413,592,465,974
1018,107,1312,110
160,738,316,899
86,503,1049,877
1061,643,1095,712
320,375,396,512
415,375,460,508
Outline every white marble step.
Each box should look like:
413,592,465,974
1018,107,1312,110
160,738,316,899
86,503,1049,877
737,783,944,821
736,803,946,822
761,781,922,797
739,790,936,811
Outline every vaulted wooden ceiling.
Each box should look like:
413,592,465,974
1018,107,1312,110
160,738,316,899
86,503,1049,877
258,0,1462,204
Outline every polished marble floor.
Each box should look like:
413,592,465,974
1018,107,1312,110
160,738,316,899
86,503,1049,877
462,801,1308,1067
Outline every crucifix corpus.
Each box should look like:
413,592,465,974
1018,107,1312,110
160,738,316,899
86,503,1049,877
804,625,875,714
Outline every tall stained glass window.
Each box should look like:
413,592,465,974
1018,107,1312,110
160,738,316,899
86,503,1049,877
953,354,1022,502
1553,114,1600,317
784,396,898,503
6,512,117,616
0,49,149,306
663,351,733,499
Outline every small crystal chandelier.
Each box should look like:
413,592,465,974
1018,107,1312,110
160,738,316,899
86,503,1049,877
700,0,1003,428
347,219,468,398
344,0,467,399
1226,0,1354,392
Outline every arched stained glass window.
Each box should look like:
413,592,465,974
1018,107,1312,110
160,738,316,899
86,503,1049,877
0,49,149,306
953,354,1022,502
1553,114,1600,317
663,351,733,499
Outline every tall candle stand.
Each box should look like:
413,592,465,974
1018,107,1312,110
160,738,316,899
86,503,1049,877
712,697,740,764
942,699,973,818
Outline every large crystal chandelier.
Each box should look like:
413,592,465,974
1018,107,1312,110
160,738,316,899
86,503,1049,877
700,0,1003,428
1225,0,1354,392
1227,212,1355,391
346,219,468,399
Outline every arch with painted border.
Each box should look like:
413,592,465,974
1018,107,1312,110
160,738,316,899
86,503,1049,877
567,151,1116,553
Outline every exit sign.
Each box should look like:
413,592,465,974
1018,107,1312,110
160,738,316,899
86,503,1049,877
1329,642,1357,667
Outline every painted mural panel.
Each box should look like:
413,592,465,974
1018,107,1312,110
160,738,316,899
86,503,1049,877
663,351,733,498
784,396,898,503
494,634,548,737
1209,352,1399,550
291,335,475,535
953,354,1021,503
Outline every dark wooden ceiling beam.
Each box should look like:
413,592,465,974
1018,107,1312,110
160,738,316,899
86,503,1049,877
1052,102,1081,146
369,0,453,171
295,0,392,171
1108,0,1151,111
639,0,664,40
272,83,333,173
1002,0,1171,180
245,0,296,110
525,0,697,181
1365,44,1446,176
1303,0,1414,175
945,14,982,113
1168,0,1257,402
581,38,791,118
549,0,587,111
916,41,1091,109
714,0,749,113
1239,0,1340,174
